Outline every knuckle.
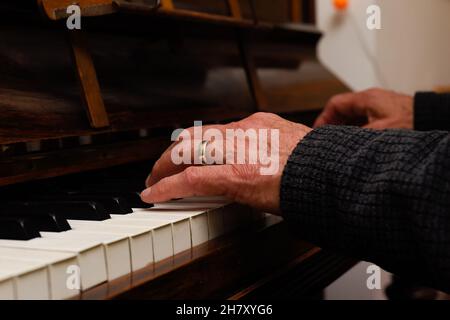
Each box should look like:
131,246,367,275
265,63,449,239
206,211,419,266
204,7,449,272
248,112,273,121
251,112,268,118
226,121,238,130
245,112,280,126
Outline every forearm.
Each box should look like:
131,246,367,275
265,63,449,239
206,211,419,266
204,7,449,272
414,92,450,131
281,126,450,292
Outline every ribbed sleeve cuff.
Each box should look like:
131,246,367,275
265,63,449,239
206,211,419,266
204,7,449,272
280,126,379,238
279,125,450,291
414,92,450,131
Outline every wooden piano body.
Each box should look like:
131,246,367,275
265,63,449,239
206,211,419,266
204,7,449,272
0,0,354,299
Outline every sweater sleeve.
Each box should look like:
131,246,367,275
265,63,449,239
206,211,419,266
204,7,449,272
280,126,450,292
414,92,450,131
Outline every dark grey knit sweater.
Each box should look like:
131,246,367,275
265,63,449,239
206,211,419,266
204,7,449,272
281,92,450,292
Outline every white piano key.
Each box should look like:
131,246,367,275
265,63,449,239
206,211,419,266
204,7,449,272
155,202,253,234
41,231,131,281
139,201,255,241
160,201,230,240
111,213,191,255
170,218,191,253
137,201,227,240
204,207,225,239
137,209,210,246
0,238,107,291
185,211,209,245
0,257,49,300
0,272,15,300
0,247,79,300
68,220,154,271
176,202,254,237
105,218,173,262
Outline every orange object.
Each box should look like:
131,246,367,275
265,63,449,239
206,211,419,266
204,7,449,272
333,0,348,10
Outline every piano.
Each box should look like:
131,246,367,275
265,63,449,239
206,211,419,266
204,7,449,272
0,0,354,300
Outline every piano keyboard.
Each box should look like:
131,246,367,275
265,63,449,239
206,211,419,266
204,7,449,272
0,195,263,300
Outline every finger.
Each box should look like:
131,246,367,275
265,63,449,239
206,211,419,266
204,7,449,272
314,92,366,127
314,108,339,128
145,142,188,188
146,124,226,187
141,166,233,203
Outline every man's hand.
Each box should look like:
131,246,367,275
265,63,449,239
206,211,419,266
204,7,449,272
314,88,413,130
141,113,312,214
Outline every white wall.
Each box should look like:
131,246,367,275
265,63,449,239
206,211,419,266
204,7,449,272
317,0,450,94
325,262,392,300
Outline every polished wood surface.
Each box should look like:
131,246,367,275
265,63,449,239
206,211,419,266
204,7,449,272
0,0,347,187
69,30,110,128
37,0,316,26
38,0,116,20
0,3,322,145
0,109,326,188
228,0,269,111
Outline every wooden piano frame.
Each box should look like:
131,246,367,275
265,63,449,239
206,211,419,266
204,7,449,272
0,1,355,299
0,0,325,188
38,0,315,128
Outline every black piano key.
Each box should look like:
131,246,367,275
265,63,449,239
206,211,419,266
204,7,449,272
71,190,153,209
0,217,41,240
0,213,70,232
0,201,111,221
33,195,132,215
73,195,132,214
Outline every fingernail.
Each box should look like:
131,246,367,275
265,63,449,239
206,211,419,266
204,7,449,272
141,188,152,200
